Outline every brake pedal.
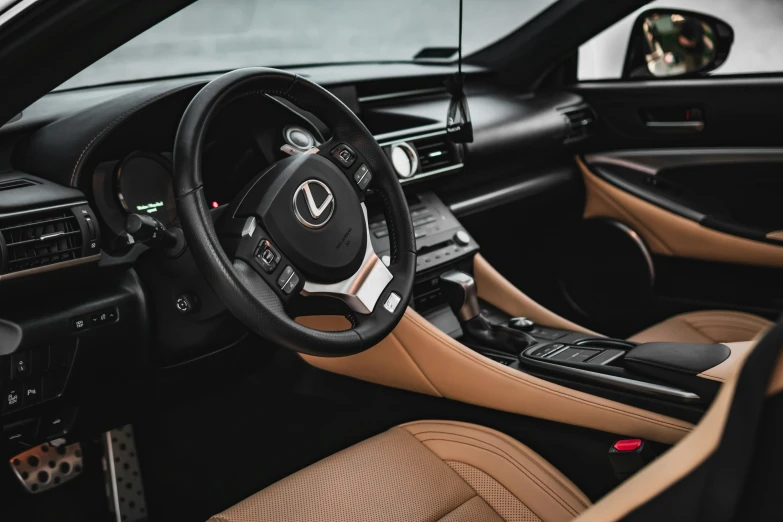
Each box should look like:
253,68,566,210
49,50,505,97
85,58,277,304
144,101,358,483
9,439,84,493
103,425,147,522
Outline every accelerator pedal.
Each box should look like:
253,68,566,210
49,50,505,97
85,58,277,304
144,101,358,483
102,425,147,522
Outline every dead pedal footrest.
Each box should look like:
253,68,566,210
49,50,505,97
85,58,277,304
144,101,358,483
9,440,84,493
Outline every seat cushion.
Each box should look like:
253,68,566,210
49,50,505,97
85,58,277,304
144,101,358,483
207,420,590,522
628,310,772,344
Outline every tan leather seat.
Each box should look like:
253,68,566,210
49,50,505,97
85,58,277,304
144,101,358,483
628,310,772,344
208,420,590,522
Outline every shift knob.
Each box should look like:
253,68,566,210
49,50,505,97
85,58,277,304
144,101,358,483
439,270,480,322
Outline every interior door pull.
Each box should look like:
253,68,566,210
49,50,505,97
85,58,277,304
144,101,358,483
644,121,704,133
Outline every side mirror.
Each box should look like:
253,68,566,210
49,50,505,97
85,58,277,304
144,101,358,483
622,9,734,79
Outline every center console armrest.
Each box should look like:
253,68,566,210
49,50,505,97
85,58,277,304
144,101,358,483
624,342,731,377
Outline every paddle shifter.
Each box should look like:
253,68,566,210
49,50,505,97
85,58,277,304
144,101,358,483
439,271,537,356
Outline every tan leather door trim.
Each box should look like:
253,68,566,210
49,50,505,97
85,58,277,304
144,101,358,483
578,156,783,268
473,253,600,336
301,307,693,444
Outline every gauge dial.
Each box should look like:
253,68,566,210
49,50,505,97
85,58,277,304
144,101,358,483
116,152,177,226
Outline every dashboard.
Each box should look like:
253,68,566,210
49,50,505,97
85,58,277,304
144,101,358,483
0,63,594,452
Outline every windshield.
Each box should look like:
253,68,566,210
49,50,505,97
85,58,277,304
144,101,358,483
58,0,558,90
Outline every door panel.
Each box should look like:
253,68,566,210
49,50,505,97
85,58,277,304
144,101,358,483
556,79,783,336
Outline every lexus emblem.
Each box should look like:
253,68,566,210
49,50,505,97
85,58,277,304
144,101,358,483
293,180,335,229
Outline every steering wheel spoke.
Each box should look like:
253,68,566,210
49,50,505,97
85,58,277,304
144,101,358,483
300,204,391,314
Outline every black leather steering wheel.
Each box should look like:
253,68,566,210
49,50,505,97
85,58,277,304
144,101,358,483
173,68,416,356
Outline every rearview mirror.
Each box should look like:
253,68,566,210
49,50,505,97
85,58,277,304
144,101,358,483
623,9,734,79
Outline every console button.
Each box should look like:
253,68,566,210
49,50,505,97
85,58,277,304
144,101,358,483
70,316,88,332
105,308,118,322
3,386,23,412
175,294,198,314
331,144,356,168
353,164,372,190
254,240,281,273
373,230,389,239
412,216,436,227
23,379,42,406
550,347,601,364
454,230,471,246
12,352,30,381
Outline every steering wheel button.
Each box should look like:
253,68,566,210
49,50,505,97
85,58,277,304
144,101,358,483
353,164,372,190
276,266,295,288
255,240,281,273
383,292,402,313
331,144,356,168
278,268,300,295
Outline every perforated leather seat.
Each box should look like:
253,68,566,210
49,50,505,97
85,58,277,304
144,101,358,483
207,420,590,522
628,310,772,344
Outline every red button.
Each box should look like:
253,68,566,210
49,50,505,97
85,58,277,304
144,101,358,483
613,439,643,452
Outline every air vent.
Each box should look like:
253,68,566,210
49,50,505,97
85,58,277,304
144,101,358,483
0,208,83,273
417,140,454,173
382,131,463,183
0,178,39,191
562,105,596,143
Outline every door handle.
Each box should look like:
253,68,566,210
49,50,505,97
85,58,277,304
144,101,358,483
644,121,704,133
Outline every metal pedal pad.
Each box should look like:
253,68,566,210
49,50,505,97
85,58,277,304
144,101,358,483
103,425,147,522
9,439,83,493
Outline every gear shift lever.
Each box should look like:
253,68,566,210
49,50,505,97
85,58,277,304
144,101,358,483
440,270,537,356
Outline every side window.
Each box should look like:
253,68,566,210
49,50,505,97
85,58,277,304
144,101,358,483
579,0,783,81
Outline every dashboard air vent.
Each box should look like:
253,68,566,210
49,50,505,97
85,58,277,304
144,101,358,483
382,131,463,183
562,105,595,143
0,208,83,273
417,139,454,173
0,178,39,191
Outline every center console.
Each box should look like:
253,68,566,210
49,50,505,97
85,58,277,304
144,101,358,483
368,191,731,418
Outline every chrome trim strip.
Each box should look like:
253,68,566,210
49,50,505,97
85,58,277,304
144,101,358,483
358,87,446,104
241,217,257,238
300,204,392,314
0,201,87,219
0,254,101,281
399,163,463,185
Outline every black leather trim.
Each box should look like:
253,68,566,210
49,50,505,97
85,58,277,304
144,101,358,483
15,81,205,188
625,342,731,375
173,68,415,356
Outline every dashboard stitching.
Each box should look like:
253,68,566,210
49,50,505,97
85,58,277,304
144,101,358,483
69,84,202,187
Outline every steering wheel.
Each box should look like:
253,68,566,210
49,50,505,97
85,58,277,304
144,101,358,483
173,68,416,356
